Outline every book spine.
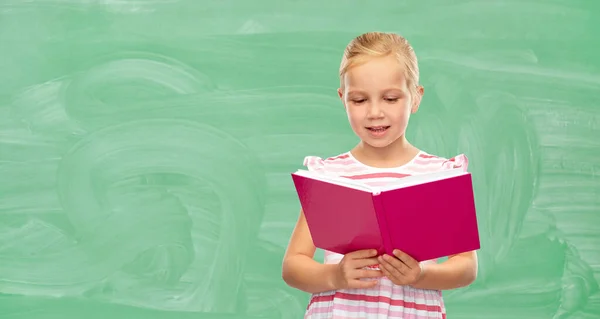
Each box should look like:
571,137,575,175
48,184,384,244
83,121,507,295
371,193,393,256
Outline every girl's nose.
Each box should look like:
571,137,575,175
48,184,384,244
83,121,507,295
367,102,384,119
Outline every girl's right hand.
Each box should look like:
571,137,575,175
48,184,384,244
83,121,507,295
333,249,383,290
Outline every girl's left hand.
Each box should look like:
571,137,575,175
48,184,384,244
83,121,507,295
378,249,423,286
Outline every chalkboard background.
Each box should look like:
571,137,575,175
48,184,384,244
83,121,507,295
1,1,599,318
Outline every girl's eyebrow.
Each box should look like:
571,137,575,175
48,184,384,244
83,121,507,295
382,87,405,92
347,87,404,96
346,89,365,96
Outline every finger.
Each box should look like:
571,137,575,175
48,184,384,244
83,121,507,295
380,254,407,274
393,250,418,269
379,262,391,277
348,249,378,259
380,261,404,279
379,262,398,282
379,256,406,277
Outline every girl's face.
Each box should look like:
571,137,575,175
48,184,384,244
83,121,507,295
338,55,423,149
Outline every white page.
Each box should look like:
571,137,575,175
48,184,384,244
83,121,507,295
292,169,374,192
293,167,467,195
378,168,467,192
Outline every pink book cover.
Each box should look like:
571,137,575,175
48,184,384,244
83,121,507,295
291,169,480,261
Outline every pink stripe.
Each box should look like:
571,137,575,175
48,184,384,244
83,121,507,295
401,165,445,173
326,158,356,166
321,164,368,173
412,157,446,165
307,302,443,318
417,153,438,159
341,172,412,180
308,292,443,312
326,154,350,160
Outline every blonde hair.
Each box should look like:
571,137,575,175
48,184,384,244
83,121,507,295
339,32,420,95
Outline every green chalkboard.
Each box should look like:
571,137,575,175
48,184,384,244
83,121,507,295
1,1,599,318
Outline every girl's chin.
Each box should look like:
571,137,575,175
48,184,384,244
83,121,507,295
357,132,406,149
360,137,399,149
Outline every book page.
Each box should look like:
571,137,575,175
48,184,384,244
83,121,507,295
292,170,373,192
293,167,467,194
378,168,468,192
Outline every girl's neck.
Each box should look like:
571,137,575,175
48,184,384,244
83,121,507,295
351,136,420,169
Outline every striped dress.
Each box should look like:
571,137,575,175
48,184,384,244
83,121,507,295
302,149,469,319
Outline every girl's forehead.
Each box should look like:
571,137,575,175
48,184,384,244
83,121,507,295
345,57,407,82
344,67,409,93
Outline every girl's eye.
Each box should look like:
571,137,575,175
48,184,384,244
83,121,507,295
352,99,366,104
385,97,399,102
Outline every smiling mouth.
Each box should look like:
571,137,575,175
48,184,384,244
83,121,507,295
366,126,390,132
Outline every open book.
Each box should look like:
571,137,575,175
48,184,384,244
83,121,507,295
291,168,480,261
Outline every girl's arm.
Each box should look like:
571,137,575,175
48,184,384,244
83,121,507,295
410,251,478,290
281,209,339,294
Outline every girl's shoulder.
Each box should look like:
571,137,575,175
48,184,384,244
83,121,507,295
416,151,469,172
302,151,356,174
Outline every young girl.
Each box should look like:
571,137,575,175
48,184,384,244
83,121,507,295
282,32,478,318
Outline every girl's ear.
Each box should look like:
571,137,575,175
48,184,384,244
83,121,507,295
337,88,347,108
411,85,424,113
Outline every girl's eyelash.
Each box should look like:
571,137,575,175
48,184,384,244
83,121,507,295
351,97,398,103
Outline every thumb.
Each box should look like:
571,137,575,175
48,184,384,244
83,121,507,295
349,249,378,259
